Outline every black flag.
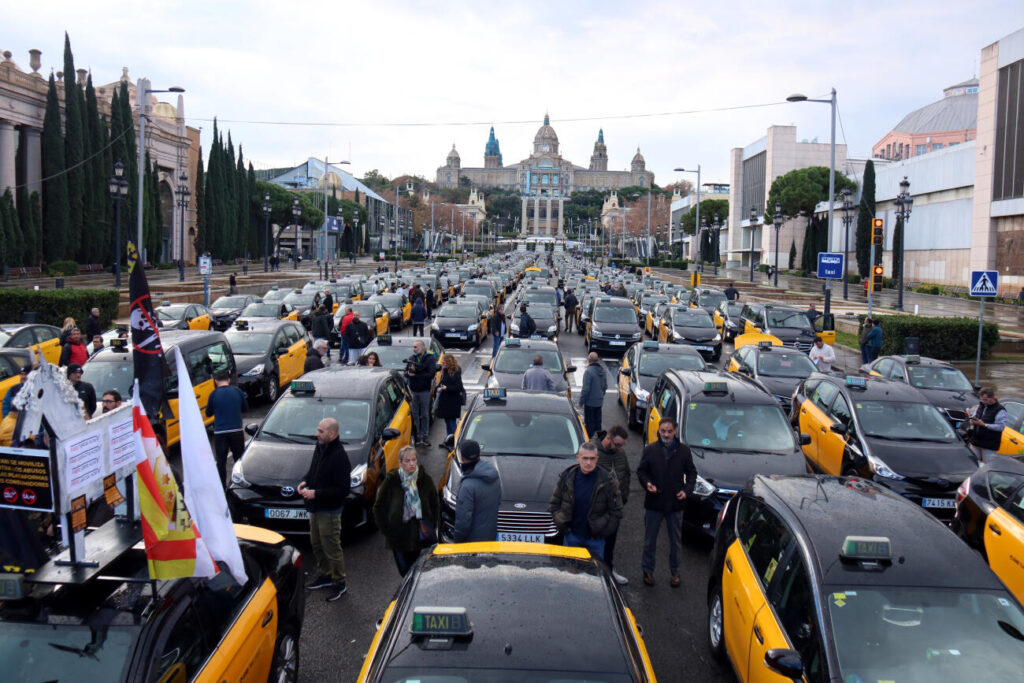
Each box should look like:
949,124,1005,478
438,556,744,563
127,241,167,420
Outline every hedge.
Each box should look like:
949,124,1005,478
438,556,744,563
46,260,80,277
0,289,121,329
857,314,999,360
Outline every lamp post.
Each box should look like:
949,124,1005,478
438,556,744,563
262,192,272,272
108,160,129,288
291,195,301,270
772,201,783,288
673,166,701,268
895,176,913,312
748,207,758,283
136,81,184,265
839,187,854,300
712,213,722,275
174,172,190,282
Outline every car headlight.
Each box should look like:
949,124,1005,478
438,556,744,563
230,460,250,488
350,463,367,487
867,454,905,480
631,332,642,339
672,331,682,341
633,386,650,402
692,474,717,497
713,334,722,342
468,323,478,332
442,478,458,506
243,363,265,377
547,325,557,334
511,324,520,334
431,322,439,331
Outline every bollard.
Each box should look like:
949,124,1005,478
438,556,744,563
55,277,65,290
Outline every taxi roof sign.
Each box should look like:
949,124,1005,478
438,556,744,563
845,376,868,389
642,341,659,350
905,355,920,364
110,338,129,350
483,387,507,401
410,606,472,638
290,380,316,394
840,535,892,561
758,340,775,351
235,320,249,330
504,338,521,347
377,334,393,346
703,381,729,394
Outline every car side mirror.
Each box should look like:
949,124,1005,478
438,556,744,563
799,433,812,446
619,368,631,376
972,385,981,394
381,427,401,442
830,423,848,436
444,433,456,451
480,363,490,372
566,366,577,373
245,423,259,436
764,649,804,680
277,347,289,356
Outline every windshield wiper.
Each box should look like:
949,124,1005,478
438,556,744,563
259,430,305,444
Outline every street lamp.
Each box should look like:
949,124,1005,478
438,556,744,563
174,172,190,282
748,207,758,283
262,192,272,272
674,166,701,268
772,201,783,288
291,195,301,270
711,213,722,275
895,176,913,311
839,187,854,300
136,82,184,265
108,160,129,288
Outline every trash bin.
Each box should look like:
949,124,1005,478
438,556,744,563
904,336,920,356
55,278,65,290
23,311,37,324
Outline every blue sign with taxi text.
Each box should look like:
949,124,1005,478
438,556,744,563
816,252,844,279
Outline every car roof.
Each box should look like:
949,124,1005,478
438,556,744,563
632,342,703,356
497,339,560,351
227,320,296,333
665,369,777,405
753,475,1005,590
890,355,958,369
284,366,394,398
592,296,634,306
978,454,1024,478
469,388,573,413
816,373,932,402
368,336,438,349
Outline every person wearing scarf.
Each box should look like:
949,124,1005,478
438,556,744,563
373,446,440,576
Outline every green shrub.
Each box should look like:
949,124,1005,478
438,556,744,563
845,273,861,284
0,289,120,329
758,264,769,273
857,314,999,360
155,262,177,270
46,260,80,276
793,269,807,277
914,284,942,295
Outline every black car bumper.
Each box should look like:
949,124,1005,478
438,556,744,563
589,336,640,354
869,474,963,520
432,328,479,346
237,373,269,397
439,499,560,544
229,487,368,534
684,489,739,536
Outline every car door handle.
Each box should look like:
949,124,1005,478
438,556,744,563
989,523,1003,536
725,558,733,572
262,609,274,627
753,624,764,644
1011,438,1019,445
820,427,827,433
801,408,806,414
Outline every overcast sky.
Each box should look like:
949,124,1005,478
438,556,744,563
6,1,1022,187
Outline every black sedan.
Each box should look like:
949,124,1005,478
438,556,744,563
585,297,643,354
657,306,722,361
282,290,318,328
208,294,258,330
862,354,978,427
727,341,818,407
430,299,488,347
482,338,575,396
224,320,309,403
617,341,706,429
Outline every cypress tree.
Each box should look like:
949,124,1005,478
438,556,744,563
0,192,8,272
119,81,138,248
788,239,796,270
205,122,221,257
84,74,106,264
29,192,42,266
2,190,24,266
247,162,257,260
224,133,237,256
194,147,206,256
801,218,815,270
855,160,876,278
235,144,247,258
62,34,85,260
17,187,38,267
42,73,69,264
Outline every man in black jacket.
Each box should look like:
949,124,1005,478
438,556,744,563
592,426,630,584
563,289,578,333
298,418,352,601
405,340,436,446
342,311,372,365
311,306,334,361
636,417,696,588
517,304,537,338
548,442,622,560
84,308,102,344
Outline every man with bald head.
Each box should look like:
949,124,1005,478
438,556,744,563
298,417,352,601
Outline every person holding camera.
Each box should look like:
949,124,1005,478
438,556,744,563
405,340,437,447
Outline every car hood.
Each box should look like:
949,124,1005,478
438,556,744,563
591,322,639,336
864,437,978,479
450,454,572,503
756,375,805,398
491,370,568,392
768,327,815,342
239,439,370,485
235,354,267,374
689,446,807,490
915,388,975,413
673,325,719,341
211,307,244,317
435,315,477,328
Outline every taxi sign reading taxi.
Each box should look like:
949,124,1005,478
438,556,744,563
970,270,999,297
816,252,845,279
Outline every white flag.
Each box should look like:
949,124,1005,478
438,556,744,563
175,353,248,584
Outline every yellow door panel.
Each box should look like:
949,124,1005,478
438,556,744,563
34,339,61,365
984,507,1024,605
818,421,846,476
163,397,181,447
797,400,827,472
376,316,388,336
353,294,363,302
747,605,792,683
722,539,765,681
0,376,20,408
618,369,629,407
816,330,836,346
646,405,661,445
744,320,759,335
284,311,298,322
188,315,210,331
195,578,277,683
714,311,725,333
384,401,414,473
728,358,740,373
402,303,412,324
282,340,306,384
997,426,1024,456
357,600,397,682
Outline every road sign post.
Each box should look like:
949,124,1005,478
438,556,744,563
198,256,212,307
970,270,999,385
816,253,844,323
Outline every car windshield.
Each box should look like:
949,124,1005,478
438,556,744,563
638,352,705,376
0,622,138,682
674,312,715,329
241,303,280,318
641,296,667,308
766,310,812,328
283,293,315,307
376,295,403,307
263,289,287,301
211,296,248,309
698,292,727,307
723,301,744,315
439,305,478,318
367,345,423,368
855,400,957,440
155,307,185,321
827,587,1024,682
494,349,564,373
81,356,135,400
907,365,974,392
684,403,795,452
461,411,581,457
757,352,817,378
528,305,556,319
224,332,273,355
260,396,370,442
523,292,558,306
593,306,637,324
463,285,492,297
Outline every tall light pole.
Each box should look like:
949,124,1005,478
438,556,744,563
839,187,854,300
108,160,129,288
674,166,701,268
772,201,783,288
712,213,722,275
136,81,184,264
291,195,301,270
262,192,272,272
748,207,758,283
895,176,913,312
174,172,190,282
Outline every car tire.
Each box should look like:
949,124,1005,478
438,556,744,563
626,397,640,430
265,372,279,404
707,583,727,662
271,626,300,683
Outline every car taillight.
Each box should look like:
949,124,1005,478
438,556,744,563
956,477,971,506
290,547,303,568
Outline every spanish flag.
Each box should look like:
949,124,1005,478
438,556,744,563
132,381,216,579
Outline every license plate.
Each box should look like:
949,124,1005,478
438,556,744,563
609,341,626,346
922,498,955,509
695,345,714,351
497,532,545,543
265,507,309,520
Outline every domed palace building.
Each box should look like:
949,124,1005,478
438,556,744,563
436,114,653,236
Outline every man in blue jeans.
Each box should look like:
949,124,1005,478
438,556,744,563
548,442,622,559
579,352,607,436
205,370,249,489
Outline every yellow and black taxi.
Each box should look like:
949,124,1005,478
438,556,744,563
687,286,728,315
482,337,576,396
708,473,1024,683
154,301,212,330
640,294,669,336
713,299,746,342
438,388,588,543
793,374,978,518
281,289,319,329
643,370,809,535
0,348,32,406
517,283,559,309
1,519,305,683
586,296,643,354
728,340,818,408
358,542,656,682
430,297,489,347
617,340,706,430
236,299,299,323
334,301,390,343
0,323,62,365
208,294,258,331
954,454,1024,604
229,369,412,534
995,400,1024,456
510,301,559,340
861,354,977,428
329,277,365,303
740,303,818,352
81,330,236,446
225,319,309,404
369,292,412,329
656,305,722,361
460,278,499,306
576,291,597,332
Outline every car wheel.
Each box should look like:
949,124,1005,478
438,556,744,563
265,373,279,404
707,584,726,661
271,626,300,683
841,465,859,478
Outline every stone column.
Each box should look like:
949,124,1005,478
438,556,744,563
0,120,16,200
545,196,552,235
534,196,541,236
521,196,528,235
557,198,565,236
22,127,42,196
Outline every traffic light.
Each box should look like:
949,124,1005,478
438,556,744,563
872,265,884,292
872,218,884,246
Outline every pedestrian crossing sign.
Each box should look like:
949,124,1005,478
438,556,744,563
969,270,999,297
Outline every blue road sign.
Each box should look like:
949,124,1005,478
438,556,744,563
816,252,845,279
970,270,999,297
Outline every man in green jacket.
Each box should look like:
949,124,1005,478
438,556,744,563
592,425,630,585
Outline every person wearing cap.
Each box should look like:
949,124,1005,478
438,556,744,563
66,364,97,418
451,439,501,543
205,370,249,489
2,365,31,418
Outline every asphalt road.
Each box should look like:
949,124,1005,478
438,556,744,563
235,309,736,682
